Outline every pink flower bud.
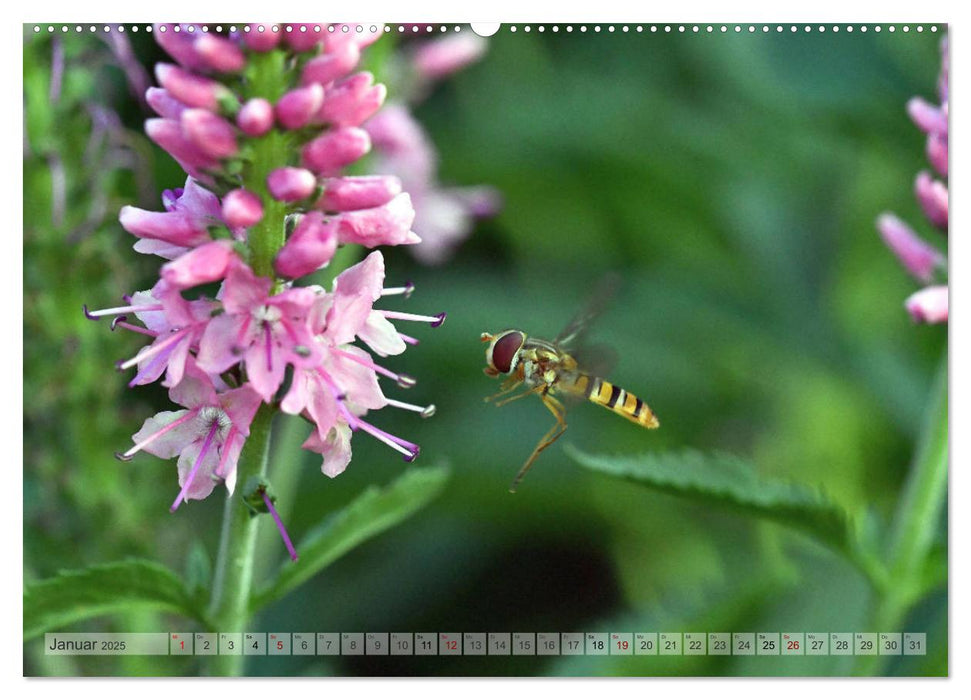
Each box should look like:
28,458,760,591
267,167,318,202
301,126,371,174
222,189,264,229
181,109,239,160
877,213,945,284
301,43,360,86
154,24,206,70
284,24,324,52
155,63,232,112
119,205,210,247
145,118,218,172
317,175,401,211
926,133,948,177
413,34,487,80
907,97,948,136
914,171,948,229
146,87,187,120
161,240,236,289
276,84,325,130
319,72,386,127
237,98,274,136
336,193,420,247
905,285,948,324
274,212,339,278
243,24,282,52
194,34,246,73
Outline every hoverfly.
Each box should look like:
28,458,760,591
481,277,659,492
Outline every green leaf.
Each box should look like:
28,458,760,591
252,465,450,610
184,541,212,606
568,447,884,584
24,559,204,640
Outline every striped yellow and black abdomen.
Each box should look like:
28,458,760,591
572,374,659,428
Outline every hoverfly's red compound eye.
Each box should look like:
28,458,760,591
490,331,525,374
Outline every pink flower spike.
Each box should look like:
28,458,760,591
319,72,387,127
301,44,361,87
907,97,948,137
237,98,274,137
161,240,236,289
914,172,948,229
155,63,233,112
905,285,948,324
181,109,239,160
876,213,945,284
222,188,264,229
317,175,402,212
274,212,338,278
194,33,246,73
267,167,318,202
276,84,325,130
335,192,420,247
301,126,371,174
926,134,948,178
413,34,488,81
261,490,299,561
243,24,282,52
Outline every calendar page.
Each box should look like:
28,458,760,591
22,16,949,680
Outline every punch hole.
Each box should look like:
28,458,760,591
471,23,500,37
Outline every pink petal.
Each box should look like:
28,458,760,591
359,311,407,357
196,313,251,375
274,212,339,278
317,175,402,212
161,240,236,289
906,286,948,324
176,438,222,501
413,34,487,80
219,385,263,437
168,360,219,408
335,192,419,247
303,422,353,478
876,213,944,284
132,409,196,459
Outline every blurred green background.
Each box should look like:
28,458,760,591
23,24,947,676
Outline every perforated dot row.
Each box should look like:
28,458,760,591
508,24,938,34
31,24,467,34
30,24,944,35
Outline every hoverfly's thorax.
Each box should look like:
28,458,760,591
482,330,526,376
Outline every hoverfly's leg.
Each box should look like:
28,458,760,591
484,376,525,403
494,384,544,407
509,394,567,493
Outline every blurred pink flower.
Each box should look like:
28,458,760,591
878,36,948,324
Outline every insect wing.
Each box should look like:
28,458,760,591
570,342,619,380
553,273,620,352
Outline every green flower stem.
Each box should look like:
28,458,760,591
856,352,948,675
205,403,275,676
242,49,290,279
